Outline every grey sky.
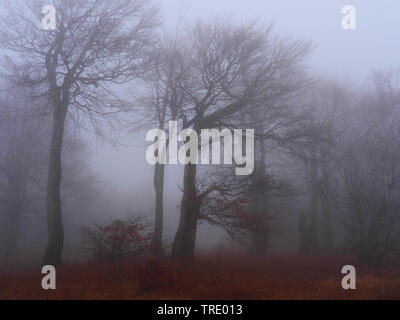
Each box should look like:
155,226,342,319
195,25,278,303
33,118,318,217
159,0,400,79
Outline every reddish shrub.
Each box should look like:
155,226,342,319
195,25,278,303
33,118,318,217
80,214,153,261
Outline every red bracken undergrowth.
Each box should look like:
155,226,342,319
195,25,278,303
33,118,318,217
1,251,400,300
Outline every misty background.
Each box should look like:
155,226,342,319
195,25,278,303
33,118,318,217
0,0,399,267
90,0,400,251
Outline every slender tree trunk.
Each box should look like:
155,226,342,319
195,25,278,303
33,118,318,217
4,164,25,256
250,140,268,254
300,151,320,255
42,102,67,266
172,163,198,257
151,162,165,257
321,163,333,251
4,207,21,256
308,152,320,254
250,191,268,254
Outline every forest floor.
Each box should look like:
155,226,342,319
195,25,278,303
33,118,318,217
1,251,400,299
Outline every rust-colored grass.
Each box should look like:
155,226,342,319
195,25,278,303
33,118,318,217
1,252,400,300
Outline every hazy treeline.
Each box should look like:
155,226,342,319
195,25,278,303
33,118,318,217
0,0,399,269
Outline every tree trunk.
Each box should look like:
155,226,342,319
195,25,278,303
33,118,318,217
250,140,268,254
172,163,199,257
307,158,320,254
250,191,269,254
321,163,333,252
4,207,21,256
300,150,320,255
42,103,67,266
4,169,25,256
151,162,165,257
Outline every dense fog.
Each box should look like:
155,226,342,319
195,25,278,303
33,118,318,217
0,0,399,274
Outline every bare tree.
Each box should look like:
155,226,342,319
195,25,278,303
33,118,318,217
0,92,48,256
166,21,313,257
139,38,189,257
0,0,159,265
332,70,400,268
287,80,351,254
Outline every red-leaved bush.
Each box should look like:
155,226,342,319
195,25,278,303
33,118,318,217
80,214,153,261
201,196,270,246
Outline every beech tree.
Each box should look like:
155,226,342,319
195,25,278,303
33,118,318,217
333,71,400,267
166,21,313,257
0,87,98,258
295,79,350,254
0,0,159,265
139,39,189,257
0,93,48,256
